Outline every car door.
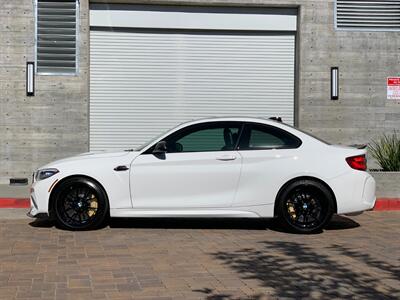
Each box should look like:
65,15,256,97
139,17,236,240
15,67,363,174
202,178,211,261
130,121,243,208
233,122,302,207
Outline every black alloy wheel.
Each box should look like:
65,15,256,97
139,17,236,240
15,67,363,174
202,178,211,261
52,177,109,230
277,180,334,233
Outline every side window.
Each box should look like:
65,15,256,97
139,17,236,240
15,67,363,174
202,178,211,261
240,124,301,150
166,122,241,153
249,128,285,148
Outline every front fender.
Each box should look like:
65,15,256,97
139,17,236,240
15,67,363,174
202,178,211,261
30,153,136,216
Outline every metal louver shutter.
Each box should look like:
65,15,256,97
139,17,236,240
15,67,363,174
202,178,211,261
336,0,400,30
36,0,78,74
90,30,295,151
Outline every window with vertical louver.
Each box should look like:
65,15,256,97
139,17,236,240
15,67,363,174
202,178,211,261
36,0,78,74
335,0,400,31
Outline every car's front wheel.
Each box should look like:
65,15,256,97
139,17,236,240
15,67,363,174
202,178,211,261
276,180,334,233
51,177,109,230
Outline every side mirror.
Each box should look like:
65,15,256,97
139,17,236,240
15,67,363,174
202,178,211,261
153,141,167,154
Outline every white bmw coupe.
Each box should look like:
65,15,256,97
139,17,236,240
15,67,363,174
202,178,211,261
29,117,376,233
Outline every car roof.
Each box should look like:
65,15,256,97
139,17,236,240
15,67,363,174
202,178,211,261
169,116,306,139
179,116,283,126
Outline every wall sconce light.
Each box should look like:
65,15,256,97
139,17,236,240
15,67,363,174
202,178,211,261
26,62,35,96
331,67,339,100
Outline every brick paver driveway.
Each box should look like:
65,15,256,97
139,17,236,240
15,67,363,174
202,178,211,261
0,211,399,300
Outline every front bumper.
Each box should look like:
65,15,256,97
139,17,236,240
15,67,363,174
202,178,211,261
27,208,48,219
28,177,58,218
27,194,48,218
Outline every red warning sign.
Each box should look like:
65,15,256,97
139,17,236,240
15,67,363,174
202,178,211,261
387,77,400,100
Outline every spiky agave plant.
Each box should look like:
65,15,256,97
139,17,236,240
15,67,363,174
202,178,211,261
368,132,400,171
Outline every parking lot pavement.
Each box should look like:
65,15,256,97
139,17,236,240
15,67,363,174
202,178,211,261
0,211,398,300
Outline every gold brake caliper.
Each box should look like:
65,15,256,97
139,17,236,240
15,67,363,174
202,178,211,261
88,194,98,217
287,202,297,220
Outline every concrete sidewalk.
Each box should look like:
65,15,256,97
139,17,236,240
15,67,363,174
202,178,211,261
0,184,29,198
0,208,30,219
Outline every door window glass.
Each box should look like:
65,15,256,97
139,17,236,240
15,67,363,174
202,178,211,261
166,122,241,153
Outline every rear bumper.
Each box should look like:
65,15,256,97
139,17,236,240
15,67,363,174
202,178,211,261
330,171,376,215
361,175,376,210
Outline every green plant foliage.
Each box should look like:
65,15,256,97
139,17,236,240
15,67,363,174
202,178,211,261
368,132,400,171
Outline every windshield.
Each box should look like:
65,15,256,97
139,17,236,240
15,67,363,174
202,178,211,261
134,129,169,151
134,120,200,151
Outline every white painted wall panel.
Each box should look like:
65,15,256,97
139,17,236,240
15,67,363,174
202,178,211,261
90,8,297,31
90,30,295,151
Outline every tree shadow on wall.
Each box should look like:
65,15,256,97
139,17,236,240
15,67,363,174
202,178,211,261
196,241,399,300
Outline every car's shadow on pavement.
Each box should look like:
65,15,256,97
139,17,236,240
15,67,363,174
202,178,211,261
29,218,54,228
29,214,360,233
109,217,270,230
110,214,360,233
325,214,361,230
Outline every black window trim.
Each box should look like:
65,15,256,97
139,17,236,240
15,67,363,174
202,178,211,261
143,121,245,154
237,122,302,151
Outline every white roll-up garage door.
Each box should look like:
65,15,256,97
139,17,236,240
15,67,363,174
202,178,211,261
89,6,296,151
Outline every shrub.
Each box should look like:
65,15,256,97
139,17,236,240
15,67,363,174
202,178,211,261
368,132,400,171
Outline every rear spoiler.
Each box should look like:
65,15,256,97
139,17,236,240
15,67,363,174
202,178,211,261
269,117,282,122
349,144,367,149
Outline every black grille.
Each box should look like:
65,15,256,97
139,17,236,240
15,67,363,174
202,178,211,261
336,0,400,30
37,0,78,74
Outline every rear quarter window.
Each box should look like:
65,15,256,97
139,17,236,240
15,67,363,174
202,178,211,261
240,123,302,150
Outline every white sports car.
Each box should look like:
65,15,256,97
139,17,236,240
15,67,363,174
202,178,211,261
29,117,376,233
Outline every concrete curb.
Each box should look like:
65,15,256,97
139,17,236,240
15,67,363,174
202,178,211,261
0,198,30,208
373,198,400,211
0,198,400,211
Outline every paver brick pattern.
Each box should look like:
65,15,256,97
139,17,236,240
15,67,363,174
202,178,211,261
0,212,399,300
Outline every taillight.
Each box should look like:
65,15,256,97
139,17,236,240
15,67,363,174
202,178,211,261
346,155,367,171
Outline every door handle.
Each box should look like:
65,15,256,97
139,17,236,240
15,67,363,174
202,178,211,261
114,165,129,171
216,155,237,161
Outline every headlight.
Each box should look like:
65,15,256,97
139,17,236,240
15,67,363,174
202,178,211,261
35,168,59,181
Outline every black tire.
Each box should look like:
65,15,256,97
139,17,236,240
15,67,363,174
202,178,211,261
276,179,334,234
51,177,109,230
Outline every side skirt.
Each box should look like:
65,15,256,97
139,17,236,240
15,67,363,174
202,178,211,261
110,204,274,218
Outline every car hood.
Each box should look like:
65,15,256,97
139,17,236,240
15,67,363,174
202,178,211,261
38,151,140,170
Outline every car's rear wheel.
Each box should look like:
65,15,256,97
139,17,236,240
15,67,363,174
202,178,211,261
52,177,109,230
276,180,334,233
